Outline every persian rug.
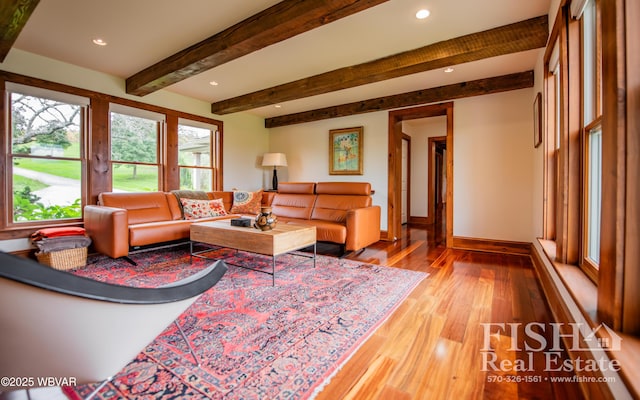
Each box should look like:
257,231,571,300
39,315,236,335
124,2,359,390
63,244,427,399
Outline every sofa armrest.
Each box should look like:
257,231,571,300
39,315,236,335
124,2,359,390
345,205,381,251
84,205,130,259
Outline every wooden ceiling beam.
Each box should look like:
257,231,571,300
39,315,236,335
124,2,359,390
264,70,534,127
125,0,389,96
0,0,40,62
212,15,547,115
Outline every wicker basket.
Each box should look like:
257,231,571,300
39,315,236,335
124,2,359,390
36,247,88,270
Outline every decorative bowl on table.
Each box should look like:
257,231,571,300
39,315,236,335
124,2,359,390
254,206,277,231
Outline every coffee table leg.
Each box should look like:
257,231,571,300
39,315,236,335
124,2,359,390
313,242,316,268
272,256,276,286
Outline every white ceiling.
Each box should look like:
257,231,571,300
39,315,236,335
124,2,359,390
12,0,550,119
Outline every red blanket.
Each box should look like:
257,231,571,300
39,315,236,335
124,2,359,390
31,227,87,242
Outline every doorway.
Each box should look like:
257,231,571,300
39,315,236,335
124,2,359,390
427,136,446,224
387,102,453,246
428,136,447,244
401,135,410,225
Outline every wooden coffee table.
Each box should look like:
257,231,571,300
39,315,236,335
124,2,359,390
190,219,316,285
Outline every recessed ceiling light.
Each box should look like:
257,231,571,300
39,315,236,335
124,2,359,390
274,105,282,108
92,38,107,46
209,81,219,86
444,67,454,73
416,9,430,19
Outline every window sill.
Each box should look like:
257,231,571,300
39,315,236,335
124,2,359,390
538,239,598,323
534,239,640,399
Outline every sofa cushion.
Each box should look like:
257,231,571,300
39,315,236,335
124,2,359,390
315,182,372,196
277,182,315,194
129,220,193,247
180,198,227,220
128,214,233,247
171,190,210,218
271,193,316,220
311,194,372,222
281,218,347,245
210,191,234,212
99,192,173,225
165,193,184,220
230,190,263,214
209,191,274,213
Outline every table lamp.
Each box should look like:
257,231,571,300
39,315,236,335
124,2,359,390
262,153,287,191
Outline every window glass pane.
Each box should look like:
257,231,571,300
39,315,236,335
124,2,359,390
11,93,81,158
112,163,158,192
179,167,212,191
587,127,602,263
178,125,211,167
110,112,157,163
10,92,83,223
554,66,561,149
12,158,82,222
110,111,159,192
583,0,597,124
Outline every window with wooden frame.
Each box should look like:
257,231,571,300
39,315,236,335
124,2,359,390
543,39,560,242
177,119,217,191
109,104,164,192
577,0,603,281
540,0,639,340
0,72,224,240
544,4,592,268
5,82,88,226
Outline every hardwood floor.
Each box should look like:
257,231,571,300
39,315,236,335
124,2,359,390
316,224,584,400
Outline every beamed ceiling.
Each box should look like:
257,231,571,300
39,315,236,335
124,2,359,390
2,0,550,127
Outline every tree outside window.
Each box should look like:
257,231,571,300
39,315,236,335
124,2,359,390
10,93,83,222
110,112,159,192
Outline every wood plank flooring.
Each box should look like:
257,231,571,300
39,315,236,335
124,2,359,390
315,225,584,400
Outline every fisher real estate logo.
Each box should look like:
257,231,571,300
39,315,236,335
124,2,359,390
480,322,622,373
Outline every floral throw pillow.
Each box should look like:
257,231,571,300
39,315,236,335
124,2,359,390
230,190,263,215
180,198,227,220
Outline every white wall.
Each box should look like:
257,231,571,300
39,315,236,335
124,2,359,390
549,0,562,27
453,88,535,242
269,89,537,241
220,112,270,191
268,113,389,229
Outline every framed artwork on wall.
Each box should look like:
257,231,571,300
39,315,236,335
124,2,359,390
533,92,542,148
329,126,363,175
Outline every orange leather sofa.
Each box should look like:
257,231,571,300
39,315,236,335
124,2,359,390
84,182,380,259
272,182,381,252
83,191,274,259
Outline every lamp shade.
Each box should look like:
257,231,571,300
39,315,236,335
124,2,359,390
262,153,287,167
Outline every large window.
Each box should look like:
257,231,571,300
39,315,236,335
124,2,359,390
543,40,560,241
540,0,638,340
178,120,215,191
579,0,602,278
1,73,224,238
543,0,602,282
7,83,87,224
110,106,163,192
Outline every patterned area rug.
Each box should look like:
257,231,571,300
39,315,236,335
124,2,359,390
63,244,427,399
